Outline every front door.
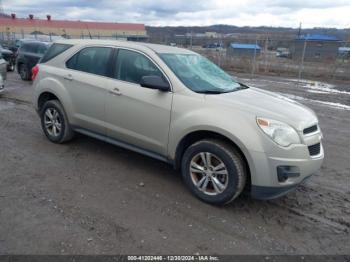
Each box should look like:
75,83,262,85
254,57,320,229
105,48,172,157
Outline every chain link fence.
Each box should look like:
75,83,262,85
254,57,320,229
150,35,350,82
189,39,350,82
1,30,349,82
0,31,144,43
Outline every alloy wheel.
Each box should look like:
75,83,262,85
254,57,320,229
44,108,62,137
189,152,229,196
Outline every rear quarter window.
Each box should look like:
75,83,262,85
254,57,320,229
40,43,72,63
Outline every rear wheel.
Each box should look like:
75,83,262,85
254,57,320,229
19,64,30,81
181,139,247,205
40,100,75,143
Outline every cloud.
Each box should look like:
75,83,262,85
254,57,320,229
3,0,350,28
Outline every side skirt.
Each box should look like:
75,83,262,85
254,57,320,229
74,128,172,165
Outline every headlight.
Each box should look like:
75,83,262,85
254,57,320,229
257,117,300,147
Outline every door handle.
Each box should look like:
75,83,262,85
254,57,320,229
109,88,122,96
64,74,73,81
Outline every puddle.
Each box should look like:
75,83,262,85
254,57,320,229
0,101,15,111
241,77,350,96
290,79,350,95
306,90,329,94
279,93,350,111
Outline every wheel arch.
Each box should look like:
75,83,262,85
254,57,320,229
37,91,60,112
34,77,73,120
173,130,253,190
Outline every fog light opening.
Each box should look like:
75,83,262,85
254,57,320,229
277,166,300,182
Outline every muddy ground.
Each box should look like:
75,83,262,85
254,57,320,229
0,72,349,255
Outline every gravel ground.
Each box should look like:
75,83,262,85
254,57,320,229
0,72,349,255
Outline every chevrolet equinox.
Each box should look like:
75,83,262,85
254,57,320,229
32,40,324,205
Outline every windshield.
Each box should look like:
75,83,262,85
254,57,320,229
160,53,243,93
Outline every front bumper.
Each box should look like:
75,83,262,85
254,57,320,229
249,139,324,200
251,175,312,200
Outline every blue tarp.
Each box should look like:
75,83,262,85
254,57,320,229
296,34,340,41
230,43,261,50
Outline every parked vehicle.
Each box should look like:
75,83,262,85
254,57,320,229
16,41,50,80
3,39,38,59
32,40,324,205
0,52,6,94
276,47,291,58
0,45,15,71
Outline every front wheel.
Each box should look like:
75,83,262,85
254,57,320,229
181,139,247,205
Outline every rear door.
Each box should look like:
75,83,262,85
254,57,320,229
105,48,173,156
64,46,114,134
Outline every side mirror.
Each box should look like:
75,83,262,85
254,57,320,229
140,75,170,92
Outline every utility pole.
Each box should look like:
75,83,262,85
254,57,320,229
298,39,307,87
190,30,193,50
298,22,302,38
251,39,258,79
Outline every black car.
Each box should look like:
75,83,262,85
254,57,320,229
16,41,50,81
0,45,15,71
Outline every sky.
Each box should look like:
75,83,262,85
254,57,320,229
2,0,350,28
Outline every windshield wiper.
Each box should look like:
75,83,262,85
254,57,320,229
196,90,223,94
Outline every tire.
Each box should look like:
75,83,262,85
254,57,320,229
19,64,30,81
181,139,247,205
40,100,75,143
8,63,15,72
7,62,15,72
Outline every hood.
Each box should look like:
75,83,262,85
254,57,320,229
206,87,317,131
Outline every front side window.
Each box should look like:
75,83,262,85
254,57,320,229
160,53,243,93
66,47,112,77
114,49,163,84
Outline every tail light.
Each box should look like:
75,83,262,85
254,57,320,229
32,65,39,81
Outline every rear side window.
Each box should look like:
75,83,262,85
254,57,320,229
41,43,72,63
66,47,113,77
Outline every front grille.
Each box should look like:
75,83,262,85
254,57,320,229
303,125,318,135
308,143,321,156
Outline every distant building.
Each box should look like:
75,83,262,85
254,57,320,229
0,14,147,41
185,31,221,38
227,43,261,57
291,34,341,62
204,32,220,38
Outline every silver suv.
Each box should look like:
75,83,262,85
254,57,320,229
33,40,324,205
